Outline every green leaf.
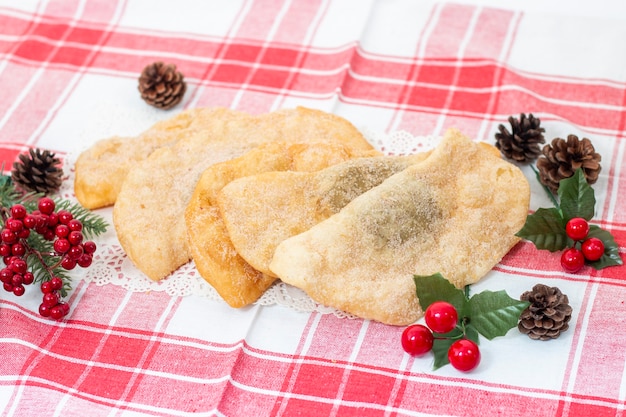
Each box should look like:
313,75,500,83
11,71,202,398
515,207,568,252
431,328,462,369
587,225,623,269
558,168,595,221
467,290,530,340
413,273,468,313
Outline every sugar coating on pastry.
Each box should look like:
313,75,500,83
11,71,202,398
218,152,430,278
269,128,530,326
185,141,379,308
113,106,375,281
75,107,234,209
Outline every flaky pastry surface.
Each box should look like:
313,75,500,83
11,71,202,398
75,107,234,209
113,107,374,281
270,128,530,326
218,153,430,278
186,142,379,308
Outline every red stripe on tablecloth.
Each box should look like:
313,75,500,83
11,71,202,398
0,2,126,147
1,12,625,134
3,295,626,415
570,284,626,400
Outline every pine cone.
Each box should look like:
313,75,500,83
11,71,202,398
11,148,63,195
138,61,186,110
536,135,601,193
495,113,546,162
518,284,572,341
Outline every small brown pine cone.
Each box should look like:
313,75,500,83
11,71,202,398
495,113,546,162
536,135,602,193
138,61,186,110
11,148,63,195
518,284,572,341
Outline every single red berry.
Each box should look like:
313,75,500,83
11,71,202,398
67,245,83,260
11,274,23,286
0,268,12,283
83,241,97,254
424,301,458,334
60,302,70,315
39,303,51,317
41,281,54,294
50,276,63,290
565,217,589,241
22,215,36,229
44,229,56,241
11,243,25,257
3,282,13,292
42,292,59,307
38,197,56,215
61,256,76,270
23,272,34,285
55,224,70,239
17,229,30,239
68,231,83,246
9,259,27,275
12,284,25,296
0,244,10,257
1,229,17,244
10,204,26,219
47,213,59,227
67,219,83,232
448,339,481,372
561,247,585,273
77,253,93,268
53,238,71,254
57,210,73,225
581,237,605,261
50,305,65,320
6,218,23,233
401,324,434,356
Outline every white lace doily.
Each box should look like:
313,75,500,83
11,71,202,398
61,129,441,318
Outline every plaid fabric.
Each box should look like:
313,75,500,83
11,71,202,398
1,1,625,416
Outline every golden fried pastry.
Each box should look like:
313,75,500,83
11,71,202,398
113,107,374,281
75,107,234,209
218,152,430,278
269,128,530,326
186,142,379,308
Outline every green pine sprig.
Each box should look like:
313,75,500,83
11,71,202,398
0,173,109,297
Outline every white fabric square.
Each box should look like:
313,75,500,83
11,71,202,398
360,0,435,56
508,13,626,81
119,0,245,37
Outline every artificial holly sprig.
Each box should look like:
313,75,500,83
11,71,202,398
516,168,622,270
407,273,529,370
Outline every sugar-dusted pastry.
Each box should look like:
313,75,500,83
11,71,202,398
218,152,430,278
113,107,375,281
75,107,232,209
270,128,530,326
185,142,379,308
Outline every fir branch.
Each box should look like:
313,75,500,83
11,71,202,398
53,199,108,239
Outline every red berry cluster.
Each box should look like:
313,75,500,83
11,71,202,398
560,217,605,273
401,301,481,372
0,197,97,319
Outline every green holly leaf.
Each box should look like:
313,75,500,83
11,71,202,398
587,225,624,269
515,207,569,252
558,168,596,221
466,290,530,340
413,273,468,313
431,328,462,370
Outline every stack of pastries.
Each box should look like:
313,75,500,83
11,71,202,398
75,107,529,325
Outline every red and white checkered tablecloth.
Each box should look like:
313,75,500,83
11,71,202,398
1,1,625,416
